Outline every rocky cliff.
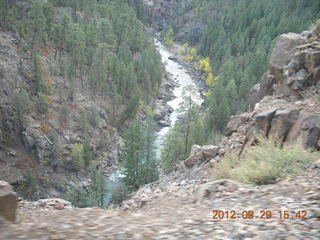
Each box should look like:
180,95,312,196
221,22,320,156
0,31,124,199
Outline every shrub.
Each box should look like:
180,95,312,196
88,105,100,128
59,103,70,126
65,184,89,208
83,139,94,166
79,111,90,133
212,138,320,185
71,143,85,171
36,94,49,114
49,129,61,168
12,89,30,123
164,28,174,46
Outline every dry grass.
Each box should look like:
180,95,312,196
212,138,320,185
40,120,51,134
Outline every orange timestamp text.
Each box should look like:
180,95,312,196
211,209,308,220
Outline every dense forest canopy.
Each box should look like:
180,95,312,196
0,0,163,126
160,0,320,172
0,0,163,205
168,0,320,135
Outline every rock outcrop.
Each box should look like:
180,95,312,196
220,22,320,155
184,145,219,168
0,181,17,222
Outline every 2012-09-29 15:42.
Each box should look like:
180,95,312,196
211,209,308,220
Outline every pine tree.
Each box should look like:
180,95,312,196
141,114,159,184
121,121,143,191
36,94,49,114
49,129,61,168
88,164,107,208
121,118,159,191
83,139,94,166
27,0,47,49
12,89,30,125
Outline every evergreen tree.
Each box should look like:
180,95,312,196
49,129,61,168
121,118,159,191
12,89,30,125
88,164,107,208
36,94,49,114
27,0,47,49
71,143,85,172
83,139,94,166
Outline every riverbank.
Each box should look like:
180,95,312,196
166,43,208,99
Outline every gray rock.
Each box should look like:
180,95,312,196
254,109,277,135
269,109,300,142
0,181,17,222
269,33,303,83
184,145,219,168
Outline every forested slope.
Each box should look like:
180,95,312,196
154,0,320,170
0,0,163,201
166,0,320,135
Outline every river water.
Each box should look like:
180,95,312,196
105,40,200,206
154,40,200,157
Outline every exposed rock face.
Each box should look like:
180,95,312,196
248,73,276,110
220,23,320,155
0,31,123,199
0,181,17,222
269,33,303,85
144,0,177,32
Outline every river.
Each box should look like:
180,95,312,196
154,39,201,157
105,40,200,206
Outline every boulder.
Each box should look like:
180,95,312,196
201,146,219,159
269,33,303,83
254,109,277,135
0,181,17,222
269,109,300,142
190,145,202,155
168,56,178,61
286,114,320,149
184,145,219,168
195,179,242,204
34,198,72,210
184,152,204,168
225,115,250,136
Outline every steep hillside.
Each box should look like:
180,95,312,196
0,0,164,200
1,20,320,240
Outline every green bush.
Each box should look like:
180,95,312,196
12,89,30,123
71,143,85,171
88,106,100,128
212,139,320,185
65,184,89,208
109,179,129,205
36,94,49,114
59,103,70,126
83,139,94,166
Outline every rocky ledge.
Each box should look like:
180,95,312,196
182,21,320,168
154,72,177,128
